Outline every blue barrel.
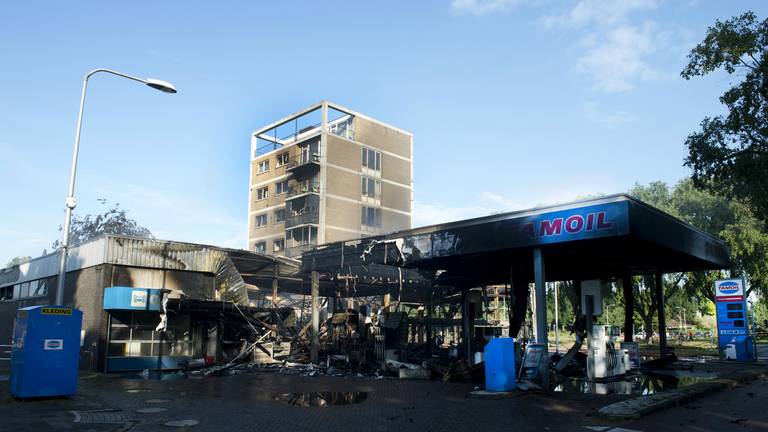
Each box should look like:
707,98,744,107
732,335,755,361
484,338,516,391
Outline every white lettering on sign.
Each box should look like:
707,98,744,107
44,339,64,350
130,290,148,307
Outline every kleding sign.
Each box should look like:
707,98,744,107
41,307,72,315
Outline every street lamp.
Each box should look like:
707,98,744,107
54,68,177,306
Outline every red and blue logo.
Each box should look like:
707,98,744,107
718,281,740,295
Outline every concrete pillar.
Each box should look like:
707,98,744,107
622,274,634,343
655,271,667,356
310,271,320,364
533,247,547,345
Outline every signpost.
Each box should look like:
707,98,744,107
714,279,751,359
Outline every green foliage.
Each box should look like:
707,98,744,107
630,179,768,299
5,256,32,267
682,11,768,221
53,202,153,249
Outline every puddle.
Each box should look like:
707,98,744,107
553,372,716,395
273,392,369,407
112,371,187,381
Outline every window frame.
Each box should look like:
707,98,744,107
254,241,267,253
257,160,270,174
275,180,289,195
361,147,382,173
256,186,269,201
361,176,381,201
255,214,268,227
275,208,286,223
273,239,285,253
361,206,382,228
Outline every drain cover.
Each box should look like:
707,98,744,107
137,407,168,414
71,409,136,424
164,419,199,427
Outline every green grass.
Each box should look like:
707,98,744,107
545,331,719,358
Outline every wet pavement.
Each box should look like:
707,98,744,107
1,368,628,431
0,360,763,431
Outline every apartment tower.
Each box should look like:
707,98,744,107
248,101,413,257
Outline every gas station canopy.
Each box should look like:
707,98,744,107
302,194,730,287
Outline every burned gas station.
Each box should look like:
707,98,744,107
1,193,737,396
281,193,731,389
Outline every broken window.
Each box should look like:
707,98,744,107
257,187,269,200
276,152,290,167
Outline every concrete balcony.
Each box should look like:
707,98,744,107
285,211,319,229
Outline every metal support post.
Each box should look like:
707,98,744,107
654,271,667,356
622,274,634,343
310,271,320,364
533,247,547,345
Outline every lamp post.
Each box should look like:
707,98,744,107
55,68,177,306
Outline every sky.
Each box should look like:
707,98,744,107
1,0,766,264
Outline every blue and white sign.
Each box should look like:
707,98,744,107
103,286,163,311
715,279,744,301
714,278,749,352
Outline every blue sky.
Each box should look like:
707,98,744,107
1,0,765,264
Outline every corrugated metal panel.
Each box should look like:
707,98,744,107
1,235,291,305
66,237,106,272
103,236,219,272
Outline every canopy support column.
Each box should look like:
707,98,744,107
654,271,668,356
533,247,548,345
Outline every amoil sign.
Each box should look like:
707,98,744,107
715,279,745,301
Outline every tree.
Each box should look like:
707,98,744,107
53,202,153,249
5,256,32,267
682,11,768,221
630,179,768,301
